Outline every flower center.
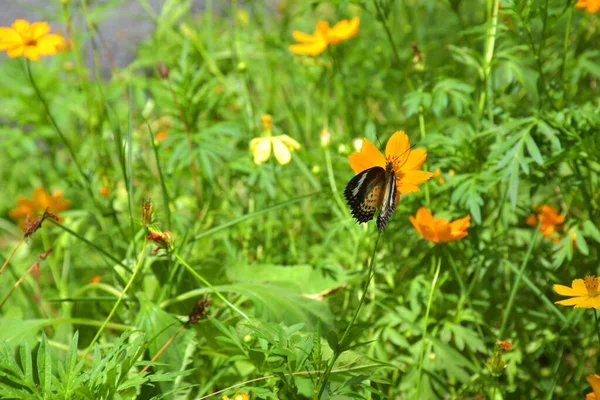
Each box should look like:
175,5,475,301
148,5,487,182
585,275,599,297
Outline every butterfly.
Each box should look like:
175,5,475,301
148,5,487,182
344,161,398,232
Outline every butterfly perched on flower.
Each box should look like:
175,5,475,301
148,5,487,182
344,131,434,231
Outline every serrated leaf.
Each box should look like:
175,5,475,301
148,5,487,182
37,333,51,394
583,220,600,243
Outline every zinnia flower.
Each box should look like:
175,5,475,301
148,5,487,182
0,19,64,60
9,187,70,229
554,276,600,309
249,114,301,165
526,204,565,238
576,0,600,13
410,208,471,243
289,17,359,56
222,392,250,400
588,374,600,400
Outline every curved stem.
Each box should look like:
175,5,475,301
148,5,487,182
416,256,442,400
81,238,148,359
316,231,382,399
174,252,249,320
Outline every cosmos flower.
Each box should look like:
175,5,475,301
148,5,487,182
289,17,359,56
410,208,471,243
0,19,64,60
222,393,250,400
526,204,565,238
249,114,301,165
9,187,70,229
576,0,600,13
588,374,600,400
554,276,600,309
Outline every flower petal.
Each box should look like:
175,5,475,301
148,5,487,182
555,297,588,307
572,279,588,294
396,183,420,195
415,207,434,225
348,137,386,173
435,219,452,243
11,19,31,35
289,40,328,56
401,170,434,186
587,374,600,400
37,34,64,55
292,30,317,43
6,45,24,58
23,45,41,61
30,21,50,39
0,27,23,49
250,137,271,165
409,216,422,236
450,215,471,232
385,130,410,161
400,148,427,172
554,282,587,297
272,137,292,165
277,134,301,150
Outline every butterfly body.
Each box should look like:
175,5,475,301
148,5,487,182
344,162,398,231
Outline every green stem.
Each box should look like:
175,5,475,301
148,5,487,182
498,222,540,338
325,148,348,217
560,5,574,83
594,310,600,349
174,252,249,320
416,256,442,400
481,0,500,120
316,231,383,399
81,238,148,359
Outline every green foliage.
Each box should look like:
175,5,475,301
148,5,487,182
1,0,600,399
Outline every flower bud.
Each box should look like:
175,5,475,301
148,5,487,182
261,114,273,131
320,128,331,148
141,200,154,227
237,62,247,72
157,62,169,79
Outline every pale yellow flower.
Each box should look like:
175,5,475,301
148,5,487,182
222,392,250,400
250,114,301,165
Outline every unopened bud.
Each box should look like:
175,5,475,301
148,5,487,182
261,114,272,131
320,128,331,147
237,62,247,72
337,144,347,154
141,200,154,227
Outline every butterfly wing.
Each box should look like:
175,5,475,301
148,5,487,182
344,167,386,224
376,170,398,231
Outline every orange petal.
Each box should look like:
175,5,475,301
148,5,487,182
400,148,427,172
396,183,420,195
587,374,600,400
409,216,422,236
348,137,386,173
450,215,471,232
401,170,434,186
288,40,328,56
420,224,438,243
450,231,468,241
385,130,410,162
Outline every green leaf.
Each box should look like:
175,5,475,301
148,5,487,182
524,134,543,165
37,333,51,395
583,220,600,243
326,331,338,353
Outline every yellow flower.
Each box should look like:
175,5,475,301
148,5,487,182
348,130,433,195
9,187,70,229
250,115,301,165
587,374,600,400
289,17,359,56
554,276,600,309
526,204,565,238
409,208,471,243
576,0,600,13
0,19,64,60
223,392,250,400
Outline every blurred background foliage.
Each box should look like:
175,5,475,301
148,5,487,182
0,0,599,398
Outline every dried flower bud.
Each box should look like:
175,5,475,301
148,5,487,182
261,114,273,131
141,200,154,227
188,297,211,324
147,229,174,255
157,63,169,79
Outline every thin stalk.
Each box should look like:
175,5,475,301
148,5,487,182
0,237,24,275
498,222,540,338
481,0,500,120
81,238,149,359
174,252,249,320
560,5,574,83
316,231,383,399
146,120,172,229
325,148,349,217
416,256,442,400
139,322,187,374
595,310,600,349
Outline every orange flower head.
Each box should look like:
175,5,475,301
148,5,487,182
9,187,70,230
289,17,359,56
0,19,64,60
90,275,102,284
345,131,434,231
576,0,600,13
100,186,109,197
410,208,471,243
587,374,600,400
554,275,600,309
526,204,565,238
496,340,512,352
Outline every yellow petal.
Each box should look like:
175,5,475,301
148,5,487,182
37,34,64,55
292,30,317,43
0,27,23,49
555,297,588,307
250,137,271,165
7,45,24,58
23,45,41,61
289,40,328,55
330,17,360,41
12,19,31,35
272,137,292,165
348,137,386,173
385,130,410,161
554,282,587,297
277,134,301,150
396,183,420,195
587,375,600,399
572,279,588,294
30,21,50,39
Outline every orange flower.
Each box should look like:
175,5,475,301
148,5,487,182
587,374,600,400
289,17,359,56
496,340,512,352
526,204,565,237
0,19,64,60
9,187,70,229
155,131,167,141
410,208,471,243
576,0,600,13
90,275,102,284
349,130,433,195
100,186,110,197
